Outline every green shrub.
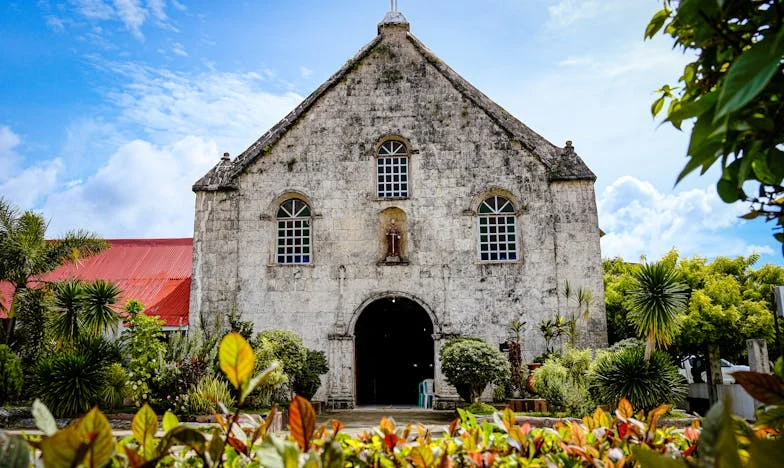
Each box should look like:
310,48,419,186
101,363,128,410
292,349,329,400
0,345,23,405
33,336,120,416
120,300,166,405
589,345,687,412
253,330,307,378
558,346,592,387
35,351,105,417
188,375,233,414
440,337,510,403
249,337,289,407
532,358,592,417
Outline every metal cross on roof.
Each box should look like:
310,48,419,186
390,0,398,12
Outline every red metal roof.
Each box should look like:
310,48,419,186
0,238,192,327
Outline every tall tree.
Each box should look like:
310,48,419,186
647,1,784,245
628,261,690,360
52,279,121,344
0,197,106,344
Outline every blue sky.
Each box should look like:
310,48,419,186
1,0,781,265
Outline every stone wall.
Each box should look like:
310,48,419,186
190,21,606,407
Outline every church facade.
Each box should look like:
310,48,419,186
190,10,607,409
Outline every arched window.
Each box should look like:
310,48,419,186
377,139,409,198
478,196,518,262
276,198,311,264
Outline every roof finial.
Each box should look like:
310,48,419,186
380,0,407,27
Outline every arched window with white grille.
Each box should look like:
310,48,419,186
276,198,311,264
478,196,518,262
376,139,409,198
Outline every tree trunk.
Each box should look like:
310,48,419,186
644,329,655,361
706,344,722,406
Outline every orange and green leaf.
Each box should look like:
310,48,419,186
289,395,317,451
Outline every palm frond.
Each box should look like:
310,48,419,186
81,280,121,337
628,262,690,358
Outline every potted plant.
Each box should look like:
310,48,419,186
505,319,527,398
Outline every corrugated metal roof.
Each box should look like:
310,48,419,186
0,238,192,327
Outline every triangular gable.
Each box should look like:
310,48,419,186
193,21,594,192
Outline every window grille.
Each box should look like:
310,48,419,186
276,199,311,264
377,140,409,198
478,196,518,262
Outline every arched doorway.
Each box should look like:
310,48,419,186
354,296,434,405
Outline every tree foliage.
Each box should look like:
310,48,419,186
604,250,783,362
648,1,784,243
628,261,690,360
0,344,23,405
440,337,510,403
0,197,106,344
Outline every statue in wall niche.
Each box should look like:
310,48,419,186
386,220,401,261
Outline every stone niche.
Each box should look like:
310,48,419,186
378,207,408,263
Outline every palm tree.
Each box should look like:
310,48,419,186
53,280,83,343
80,280,121,337
52,280,121,343
0,197,106,344
628,261,690,361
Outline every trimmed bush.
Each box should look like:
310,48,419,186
589,345,687,411
292,349,329,400
440,337,510,403
0,345,23,405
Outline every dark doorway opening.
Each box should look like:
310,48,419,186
355,297,434,405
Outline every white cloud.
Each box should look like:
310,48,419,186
0,126,22,177
598,176,768,261
46,16,66,32
104,62,303,155
300,66,314,79
44,136,217,238
0,60,306,237
497,40,693,195
0,125,62,208
0,160,63,209
171,42,188,57
73,0,114,20
67,0,175,40
113,0,148,39
146,0,166,21
546,0,626,28
547,0,601,27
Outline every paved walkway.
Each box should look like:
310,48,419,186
5,407,456,439
317,407,455,436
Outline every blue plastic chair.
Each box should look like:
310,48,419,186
418,379,434,408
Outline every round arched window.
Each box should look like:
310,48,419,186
478,196,517,262
276,198,311,264
376,139,409,198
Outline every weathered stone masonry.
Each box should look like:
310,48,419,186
190,13,607,408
